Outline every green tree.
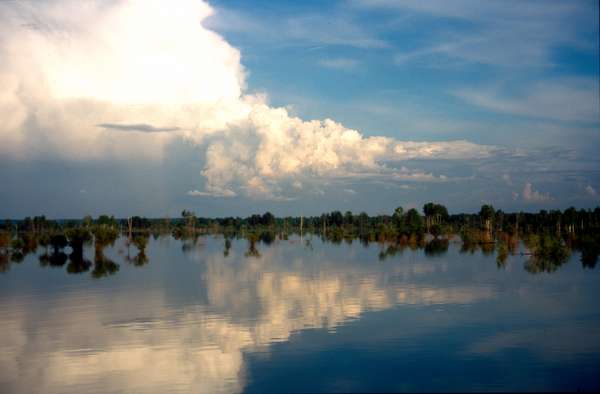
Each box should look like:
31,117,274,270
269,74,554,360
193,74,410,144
82,215,93,228
329,211,343,227
392,207,405,234
430,224,443,238
261,212,275,226
50,234,69,254
181,210,196,233
563,207,577,234
97,215,117,227
423,202,449,231
344,211,354,226
358,212,369,233
404,209,424,235
479,204,495,232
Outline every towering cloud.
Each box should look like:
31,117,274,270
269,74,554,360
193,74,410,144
0,0,496,199
0,0,250,161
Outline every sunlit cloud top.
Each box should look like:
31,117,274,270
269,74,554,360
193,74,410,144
0,0,598,217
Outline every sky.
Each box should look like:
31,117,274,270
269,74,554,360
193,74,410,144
0,0,598,219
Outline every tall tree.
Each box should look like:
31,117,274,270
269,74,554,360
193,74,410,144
479,205,495,233
404,208,424,235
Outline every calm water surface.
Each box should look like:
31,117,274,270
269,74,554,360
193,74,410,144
1,235,599,393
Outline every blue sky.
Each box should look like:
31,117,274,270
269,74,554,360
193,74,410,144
0,0,598,218
207,0,599,143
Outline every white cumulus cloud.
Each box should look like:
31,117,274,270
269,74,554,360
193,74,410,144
522,182,552,203
0,0,498,200
585,185,598,198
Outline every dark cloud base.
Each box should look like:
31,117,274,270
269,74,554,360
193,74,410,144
97,123,180,133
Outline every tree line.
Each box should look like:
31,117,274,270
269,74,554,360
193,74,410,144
1,204,599,274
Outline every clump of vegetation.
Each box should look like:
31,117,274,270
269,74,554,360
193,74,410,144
2,205,600,276
245,233,260,257
524,234,570,274
93,226,119,249
0,231,10,272
424,238,449,257
496,241,509,268
223,238,232,257
578,234,600,269
127,234,149,266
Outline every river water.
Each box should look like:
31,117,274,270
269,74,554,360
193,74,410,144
1,235,598,392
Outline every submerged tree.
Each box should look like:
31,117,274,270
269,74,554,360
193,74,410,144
91,226,120,278
245,234,260,257
66,228,91,259
181,210,197,234
9,238,26,262
40,234,69,267
579,234,600,269
403,208,424,236
223,237,232,257
0,251,9,273
524,235,570,274
92,253,119,278
424,238,449,257
496,241,509,268
423,202,449,232
479,204,495,233
392,207,404,234
128,234,150,266
378,243,406,261
0,231,11,272
65,228,92,274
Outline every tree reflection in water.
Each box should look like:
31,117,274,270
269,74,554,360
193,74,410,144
39,234,69,268
126,234,150,266
178,233,204,257
0,228,598,277
65,228,93,274
378,244,404,261
378,237,445,261
578,234,600,269
92,255,119,278
92,226,120,278
245,234,261,257
0,251,9,273
39,252,68,268
424,238,449,257
524,234,571,274
223,238,232,257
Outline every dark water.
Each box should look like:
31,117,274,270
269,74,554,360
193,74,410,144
0,235,599,393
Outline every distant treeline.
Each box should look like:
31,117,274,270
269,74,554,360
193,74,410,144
2,204,599,239
1,204,599,275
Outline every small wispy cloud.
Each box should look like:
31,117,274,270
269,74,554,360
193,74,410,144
208,7,387,49
319,58,358,71
360,0,592,68
343,188,357,194
501,174,513,186
453,78,600,123
522,182,552,202
394,39,480,66
585,184,598,198
187,189,236,198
